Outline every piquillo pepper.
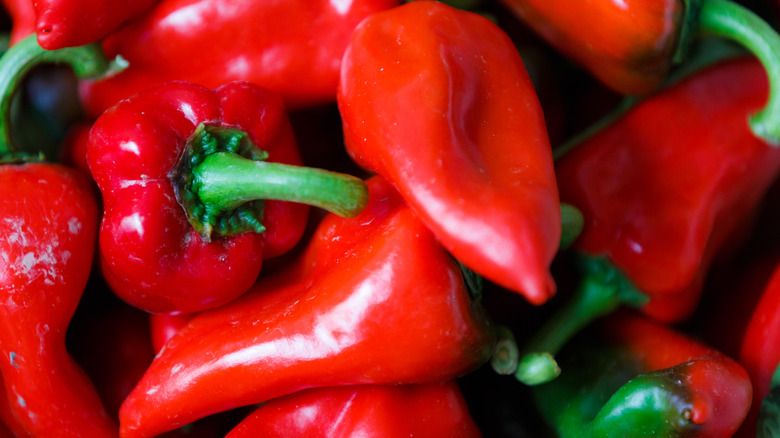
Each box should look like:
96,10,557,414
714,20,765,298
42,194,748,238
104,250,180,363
497,0,780,145
532,311,752,438
118,176,495,437
88,79,368,314
225,382,482,438
78,0,400,117
510,57,780,385
32,0,158,50
0,35,116,437
338,1,562,305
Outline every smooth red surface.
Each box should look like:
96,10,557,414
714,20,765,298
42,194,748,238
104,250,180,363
556,58,780,322
603,312,752,438
88,81,307,314
79,0,400,117
338,1,561,305
118,176,495,438
499,0,682,95
33,0,158,49
226,382,482,438
0,163,116,437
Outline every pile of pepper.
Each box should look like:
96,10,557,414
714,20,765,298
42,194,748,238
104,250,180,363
0,0,779,436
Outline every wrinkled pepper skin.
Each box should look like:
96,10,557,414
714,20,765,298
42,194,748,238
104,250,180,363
0,164,117,437
533,312,752,438
338,1,561,305
33,0,158,49
88,80,308,314
119,176,495,438
556,57,780,322
497,0,682,95
737,257,780,437
226,382,482,438
79,0,400,117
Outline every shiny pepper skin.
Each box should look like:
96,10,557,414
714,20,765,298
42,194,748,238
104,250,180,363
118,176,495,437
225,382,482,438
88,80,308,314
497,0,682,95
338,1,561,305
0,163,117,437
33,0,158,49
556,57,780,322
79,0,401,117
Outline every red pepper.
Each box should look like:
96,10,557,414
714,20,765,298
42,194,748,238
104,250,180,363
118,176,495,438
88,80,368,314
497,0,780,146
338,1,561,305
33,0,158,49
508,56,780,385
78,0,400,117
225,382,482,438
532,311,752,437
0,34,117,438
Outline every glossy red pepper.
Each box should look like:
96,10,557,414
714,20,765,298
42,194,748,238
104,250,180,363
88,80,368,314
532,311,752,438
508,56,780,386
78,0,400,117
225,382,482,438
32,0,158,49
338,1,561,305
118,176,495,438
497,0,780,145
0,34,116,438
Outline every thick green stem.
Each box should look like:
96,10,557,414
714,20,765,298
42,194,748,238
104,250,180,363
0,34,109,157
698,0,780,145
515,257,648,386
172,123,369,242
194,152,368,218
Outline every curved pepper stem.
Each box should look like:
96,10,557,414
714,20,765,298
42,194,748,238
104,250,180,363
697,0,780,145
514,257,649,386
172,123,369,242
0,34,110,158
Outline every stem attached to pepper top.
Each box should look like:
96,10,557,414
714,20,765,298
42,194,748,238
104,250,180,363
0,34,110,158
171,123,369,242
697,0,780,146
514,257,649,386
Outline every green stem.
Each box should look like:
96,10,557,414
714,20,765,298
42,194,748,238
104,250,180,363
698,0,780,145
515,257,648,386
194,152,368,218
0,34,110,157
172,123,369,242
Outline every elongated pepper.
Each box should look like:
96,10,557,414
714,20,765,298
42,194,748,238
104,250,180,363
338,1,561,305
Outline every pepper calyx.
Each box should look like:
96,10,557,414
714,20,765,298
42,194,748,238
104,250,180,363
170,122,267,242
